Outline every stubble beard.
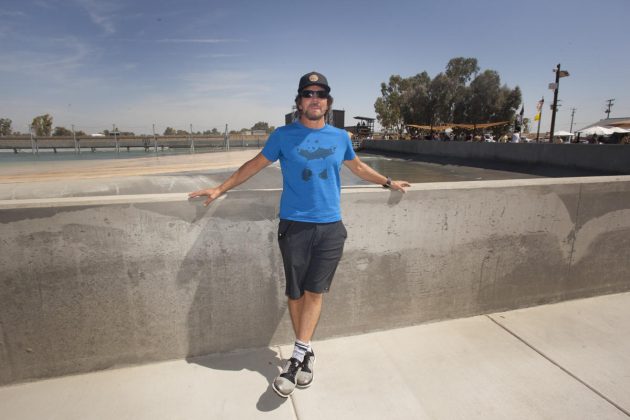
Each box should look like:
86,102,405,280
302,107,326,122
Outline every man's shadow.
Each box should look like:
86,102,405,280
178,191,291,411
187,348,285,411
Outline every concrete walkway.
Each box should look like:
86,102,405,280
2,292,629,420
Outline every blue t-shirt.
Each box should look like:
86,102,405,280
262,121,356,223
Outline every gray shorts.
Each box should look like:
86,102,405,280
277,219,347,300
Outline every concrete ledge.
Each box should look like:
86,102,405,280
1,177,630,385
363,140,630,174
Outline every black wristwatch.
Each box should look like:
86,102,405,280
382,176,392,188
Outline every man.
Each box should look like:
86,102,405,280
188,71,410,398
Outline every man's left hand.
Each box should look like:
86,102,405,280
389,180,410,193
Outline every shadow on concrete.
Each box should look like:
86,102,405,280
178,194,289,412
187,349,287,412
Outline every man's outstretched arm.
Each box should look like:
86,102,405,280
343,156,410,192
188,152,273,206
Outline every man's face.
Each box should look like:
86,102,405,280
299,85,328,121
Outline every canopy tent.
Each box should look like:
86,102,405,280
576,118,630,132
607,126,630,134
610,121,630,129
451,121,510,129
576,126,614,136
407,121,510,131
554,130,574,136
407,124,453,131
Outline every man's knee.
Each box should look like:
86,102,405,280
303,290,323,303
288,295,305,304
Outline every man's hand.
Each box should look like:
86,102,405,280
187,152,272,207
389,180,411,193
188,188,222,206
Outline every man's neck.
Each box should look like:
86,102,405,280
300,116,325,130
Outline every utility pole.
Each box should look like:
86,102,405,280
224,124,229,151
190,124,195,153
152,123,157,154
536,97,544,142
605,99,615,119
113,124,119,154
549,63,569,143
569,108,576,133
72,124,78,155
29,124,36,155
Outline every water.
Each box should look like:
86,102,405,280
356,154,538,183
0,147,601,201
356,151,604,183
0,147,234,163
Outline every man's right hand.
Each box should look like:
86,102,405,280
188,188,222,206
187,152,272,207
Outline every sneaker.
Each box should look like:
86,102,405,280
296,350,315,388
272,357,301,398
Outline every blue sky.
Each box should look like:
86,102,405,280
1,0,628,135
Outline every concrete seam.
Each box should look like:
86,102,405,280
567,183,583,276
276,345,300,420
0,319,15,381
486,315,630,418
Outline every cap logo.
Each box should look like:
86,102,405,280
309,74,319,82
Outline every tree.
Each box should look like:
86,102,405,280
445,57,479,85
163,127,175,135
374,57,521,135
446,57,479,124
0,118,12,136
374,75,409,134
53,126,73,136
31,114,53,136
399,72,431,127
251,121,269,131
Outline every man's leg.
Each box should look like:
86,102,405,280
274,221,344,396
290,292,322,389
287,295,304,337
295,291,323,342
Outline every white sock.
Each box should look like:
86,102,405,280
291,340,310,363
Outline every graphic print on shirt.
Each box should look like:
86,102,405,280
297,137,336,181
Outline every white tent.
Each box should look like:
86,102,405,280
554,130,574,136
577,126,614,136
607,126,630,134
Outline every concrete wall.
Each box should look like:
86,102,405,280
363,140,630,174
2,176,630,385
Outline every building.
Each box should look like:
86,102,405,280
285,109,345,129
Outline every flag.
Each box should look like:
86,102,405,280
534,112,541,121
536,99,544,112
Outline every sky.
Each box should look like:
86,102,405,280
1,0,629,135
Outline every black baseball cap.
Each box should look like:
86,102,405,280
298,71,330,93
